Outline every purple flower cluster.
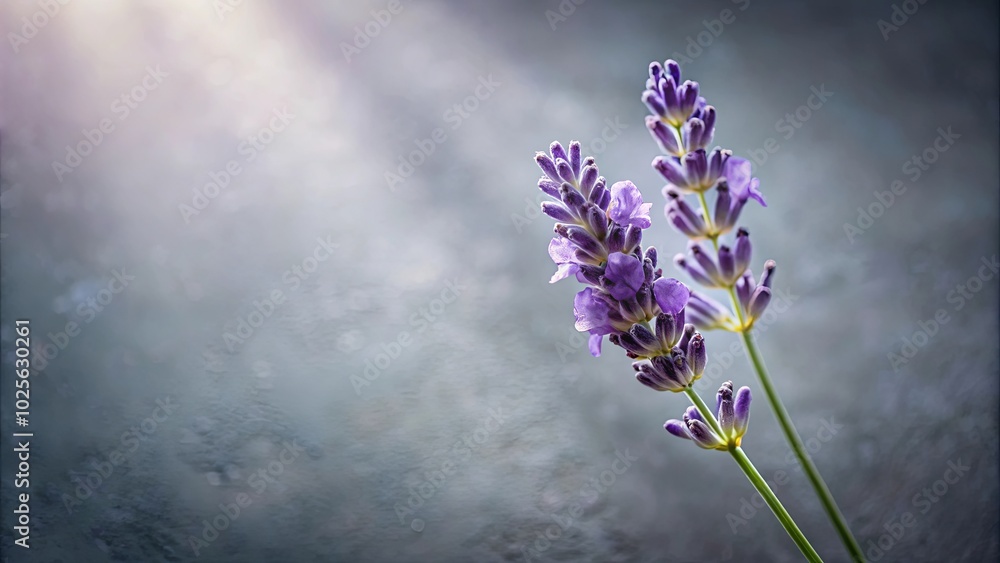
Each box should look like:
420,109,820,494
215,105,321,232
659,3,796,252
534,141,707,393
643,60,775,331
665,381,752,450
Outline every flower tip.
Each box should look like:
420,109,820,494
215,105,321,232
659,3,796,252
664,419,690,439
734,386,752,430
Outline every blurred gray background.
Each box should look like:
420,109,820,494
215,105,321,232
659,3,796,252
1,0,997,561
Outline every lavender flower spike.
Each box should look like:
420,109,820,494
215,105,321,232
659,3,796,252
664,381,752,450
634,330,707,392
643,60,704,127
535,142,654,284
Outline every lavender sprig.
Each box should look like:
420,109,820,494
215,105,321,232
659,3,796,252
535,141,693,358
642,59,863,562
531,141,823,561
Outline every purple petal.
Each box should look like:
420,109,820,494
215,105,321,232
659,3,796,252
747,286,772,320
573,288,611,333
734,386,752,435
687,420,721,449
724,157,767,207
722,156,752,191
604,252,645,300
652,278,691,315
548,236,575,263
550,263,580,284
607,181,652,229
664,420,691,439
588,333,604,357
746,178,767,207
548,237,581,283
653,156,688,188
549,141,568,163
717,381,735,435
684,405,705,424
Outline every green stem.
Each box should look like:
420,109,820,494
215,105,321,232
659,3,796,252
697,191,717,236
694,197,863,561
729,446,824,563
737,330,865,563
683,387,823,562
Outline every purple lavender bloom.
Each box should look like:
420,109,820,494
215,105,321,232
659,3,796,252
608,181,653,229
573,287,614,356
682,104,716,153
547,237,584,284
653,148,732,195
734,260,777,328
673,241,744,288
709,174,765,236
603,252,645,300
684,291,737,331
646,115,683,156
642,60,708,129
664,189,710,239
534,140,698,361
536,143,654,281
573,287,613,335
721,157,766,206
666,405,724,450
652,277,690,315
664,381,752,450
633,331,707,392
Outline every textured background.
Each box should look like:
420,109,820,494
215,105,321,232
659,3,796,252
1,0,997,561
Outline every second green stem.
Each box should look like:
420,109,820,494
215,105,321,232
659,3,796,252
735,326,864,563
